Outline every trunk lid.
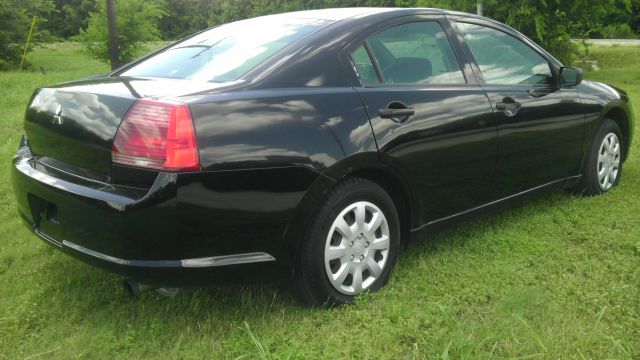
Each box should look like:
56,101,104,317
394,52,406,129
24,77,232,181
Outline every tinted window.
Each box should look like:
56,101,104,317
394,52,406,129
353,21,465,85
351,46,380,84
121,17,330,82
453,22,553,85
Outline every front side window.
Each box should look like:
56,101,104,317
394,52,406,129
121,17,330,83
453,22,553,85
351,21,466,85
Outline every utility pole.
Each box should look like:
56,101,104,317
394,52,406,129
477,1,483,16
106,0,121,70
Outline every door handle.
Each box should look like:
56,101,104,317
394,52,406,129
378,101,415,123
378,108,415,118
527,88,552,98
495,99,521,117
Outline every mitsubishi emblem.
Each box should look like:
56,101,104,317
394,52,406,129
52,105,63,125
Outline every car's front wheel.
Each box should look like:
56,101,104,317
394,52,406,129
577,119,625,196
292,178,400,306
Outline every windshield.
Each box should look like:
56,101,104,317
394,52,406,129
121,16,330,82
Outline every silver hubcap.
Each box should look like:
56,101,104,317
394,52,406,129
597,133,621,191
324,201,390,295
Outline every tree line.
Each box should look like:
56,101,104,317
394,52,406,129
2,0,639,70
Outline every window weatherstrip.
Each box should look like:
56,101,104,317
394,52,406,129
363,41,385,84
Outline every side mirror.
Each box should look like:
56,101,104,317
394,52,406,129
559,66,583,87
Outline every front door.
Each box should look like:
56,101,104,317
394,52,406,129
452,21,585,197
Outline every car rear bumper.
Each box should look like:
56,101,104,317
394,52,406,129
12,143,281,283
30,224,276,284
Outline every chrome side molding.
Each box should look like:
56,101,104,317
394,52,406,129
62,240,276,268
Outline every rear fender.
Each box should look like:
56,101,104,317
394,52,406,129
282,152,416,265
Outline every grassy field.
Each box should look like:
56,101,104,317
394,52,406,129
0,43,639,359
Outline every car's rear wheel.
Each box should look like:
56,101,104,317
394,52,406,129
292,178,400,306
577,119,624,196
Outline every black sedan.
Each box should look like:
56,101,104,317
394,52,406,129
12,8,634,305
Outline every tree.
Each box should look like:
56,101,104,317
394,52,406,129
45,0,97,39
597,0,637,38
77,0,165,68
0,0,55,70
158,0,211,40
480,0,626,63
105,0,120,70
633,0,640,34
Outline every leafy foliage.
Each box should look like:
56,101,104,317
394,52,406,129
77,0,165,66
140,0,640,47
46,0,97,39
158,0,211,40
0,0,55,70
601,24,638,39
480,0,633,63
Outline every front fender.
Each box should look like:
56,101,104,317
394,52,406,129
578,80,635,161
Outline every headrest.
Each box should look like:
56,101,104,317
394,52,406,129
383,57,432,84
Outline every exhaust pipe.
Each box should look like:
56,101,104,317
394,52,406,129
123,279,181,297
122,278,156,297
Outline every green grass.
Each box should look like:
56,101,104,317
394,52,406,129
586,45,640,87
0,43,639,359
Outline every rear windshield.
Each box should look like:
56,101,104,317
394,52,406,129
120,17,330,82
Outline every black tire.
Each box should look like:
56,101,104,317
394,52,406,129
576,119,624,196
292,177,400,306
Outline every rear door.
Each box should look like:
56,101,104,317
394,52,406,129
346,16,497,225
451,20,585,197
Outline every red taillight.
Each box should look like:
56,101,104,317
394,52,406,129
112,99,200,172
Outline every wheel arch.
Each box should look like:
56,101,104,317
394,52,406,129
323,153,415,248
281,153,415,265
603,106,631,160
346,167,413,249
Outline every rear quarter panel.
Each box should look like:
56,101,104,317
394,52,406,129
186,87,377,172
177,87,378,259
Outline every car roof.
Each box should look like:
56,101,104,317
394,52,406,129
256,7,474,22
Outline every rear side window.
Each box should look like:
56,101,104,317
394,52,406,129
121,17,330,83
351,21,466,85
453,22,553,85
